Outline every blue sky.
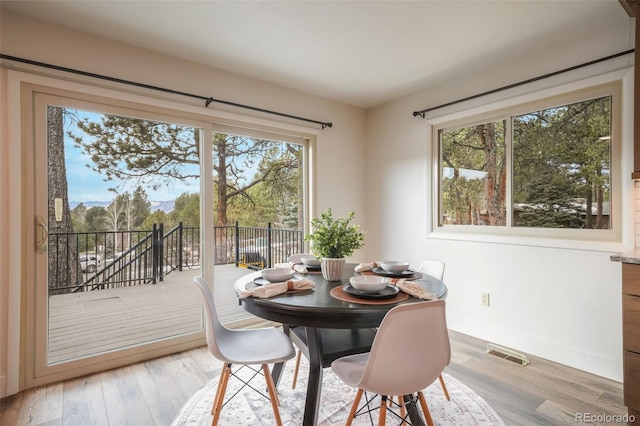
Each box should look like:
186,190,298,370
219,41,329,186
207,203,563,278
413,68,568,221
64,111,200,203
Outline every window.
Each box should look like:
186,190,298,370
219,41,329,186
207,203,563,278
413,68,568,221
435,82,620,241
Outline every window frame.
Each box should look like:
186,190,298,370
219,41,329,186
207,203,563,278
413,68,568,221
430,79,624,246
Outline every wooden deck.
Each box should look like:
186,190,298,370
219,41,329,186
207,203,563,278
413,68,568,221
48,265,255,364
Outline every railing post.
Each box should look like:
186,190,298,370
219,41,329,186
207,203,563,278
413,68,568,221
235,221,240,267
178,221,183,272
158,223,164,282
267,222,272,268
152,224,157,284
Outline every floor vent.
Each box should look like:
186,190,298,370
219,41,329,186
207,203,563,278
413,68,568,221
486,343,530,366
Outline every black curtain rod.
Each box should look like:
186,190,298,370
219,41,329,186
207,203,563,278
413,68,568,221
0,53,333,129
413,49,635,118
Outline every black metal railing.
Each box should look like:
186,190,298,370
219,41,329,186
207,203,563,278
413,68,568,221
48,222,304,294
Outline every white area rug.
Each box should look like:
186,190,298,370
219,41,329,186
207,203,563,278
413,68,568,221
172,360,505,425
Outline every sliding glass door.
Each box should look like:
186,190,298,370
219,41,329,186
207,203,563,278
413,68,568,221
24,86,213,387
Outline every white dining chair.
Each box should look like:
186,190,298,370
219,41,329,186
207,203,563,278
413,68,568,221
193,276,295,426
414,259,450,402
417,259,446,281
331,300,451,426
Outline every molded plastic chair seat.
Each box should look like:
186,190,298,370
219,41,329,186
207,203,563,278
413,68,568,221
214,327,294,365
194,276,295,426
332,300,450,426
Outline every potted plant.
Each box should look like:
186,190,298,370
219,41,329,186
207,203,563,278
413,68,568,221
305,208,365,281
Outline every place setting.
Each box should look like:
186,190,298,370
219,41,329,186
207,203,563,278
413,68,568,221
236,267,315,299
355,260,423,280
332,260,436,304
275,254,323,275
342,275,400,300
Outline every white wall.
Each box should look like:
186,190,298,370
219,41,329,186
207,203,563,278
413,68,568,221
364,38,635,380
0,11,368,397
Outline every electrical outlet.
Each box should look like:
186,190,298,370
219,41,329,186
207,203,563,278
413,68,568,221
481,292,490,307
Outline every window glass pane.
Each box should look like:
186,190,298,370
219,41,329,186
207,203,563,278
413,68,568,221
512,96,611,229
440,121,507,226
211,131,306,266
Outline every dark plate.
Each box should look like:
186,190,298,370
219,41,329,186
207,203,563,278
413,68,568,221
296,263,321,271
343,284,400,300
372,267,416,278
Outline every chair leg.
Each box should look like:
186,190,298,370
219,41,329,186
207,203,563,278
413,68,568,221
417,391,434,426
211,363,228,415
212,363,232,426
438,374,451,401
262,364,284,426
346,388,363,426
292,350,302,389
378,395,388,426
398,396,406,425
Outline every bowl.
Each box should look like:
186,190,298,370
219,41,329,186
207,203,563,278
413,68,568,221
349,275,390,293
378,261,410,274
300,255,320,268
261,267,295,282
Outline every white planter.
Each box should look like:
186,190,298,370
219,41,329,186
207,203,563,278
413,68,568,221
321,257,346,281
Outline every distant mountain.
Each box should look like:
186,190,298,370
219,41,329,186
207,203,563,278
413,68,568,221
69,200,175,212
150,200,175,212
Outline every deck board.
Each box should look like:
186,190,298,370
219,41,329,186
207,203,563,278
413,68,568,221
47,265,254,364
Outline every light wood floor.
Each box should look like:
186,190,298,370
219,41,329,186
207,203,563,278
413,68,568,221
0,329,626,426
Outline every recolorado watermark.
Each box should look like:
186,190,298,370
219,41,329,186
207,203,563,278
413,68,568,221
575,412,635,423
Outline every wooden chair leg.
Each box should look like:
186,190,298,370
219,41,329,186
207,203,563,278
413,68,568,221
346,388,363,426
262,364,284,426
438,374,451,401
417,391,434,426
211,362,230,416
398,396,406,425
292,350,302,389
211,364,226,415
212,363,232,426
378,396,388,426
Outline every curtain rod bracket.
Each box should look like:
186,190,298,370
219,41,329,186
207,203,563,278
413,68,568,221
205,97,214,107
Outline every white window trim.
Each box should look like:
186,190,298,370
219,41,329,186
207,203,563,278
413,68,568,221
426,67,634,253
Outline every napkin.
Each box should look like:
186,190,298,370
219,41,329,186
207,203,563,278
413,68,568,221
293,264,308,274
395,279,436,300
354,262,379,273
275,262,308,274
239,278,315,299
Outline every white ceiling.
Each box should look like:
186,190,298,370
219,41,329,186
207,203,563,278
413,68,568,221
0,0,632,108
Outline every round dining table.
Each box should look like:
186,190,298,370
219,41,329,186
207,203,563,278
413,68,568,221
235,263,448,426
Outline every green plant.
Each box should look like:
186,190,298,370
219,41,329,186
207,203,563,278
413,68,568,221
305,209,365,258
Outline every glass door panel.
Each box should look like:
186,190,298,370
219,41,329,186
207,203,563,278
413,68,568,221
46,105,203,363
28,89,210,386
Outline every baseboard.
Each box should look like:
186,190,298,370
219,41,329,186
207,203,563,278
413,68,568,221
448,316,623,382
